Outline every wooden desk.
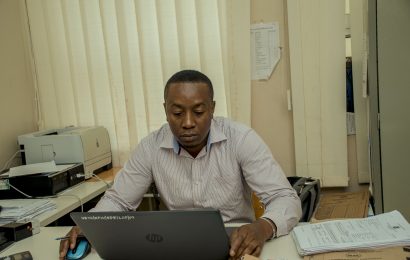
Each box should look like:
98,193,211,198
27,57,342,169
0,226,302,259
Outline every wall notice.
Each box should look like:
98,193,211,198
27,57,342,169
251,22,280,80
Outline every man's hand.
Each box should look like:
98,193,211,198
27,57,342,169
229,218,275,260
59,226,82,260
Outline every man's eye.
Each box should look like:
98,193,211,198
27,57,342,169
194,111,204,115
173,112,182,116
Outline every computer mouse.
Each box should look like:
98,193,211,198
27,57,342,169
66,238,91,260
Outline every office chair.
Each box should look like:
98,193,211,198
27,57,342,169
253,177,321,222
287,176,320,222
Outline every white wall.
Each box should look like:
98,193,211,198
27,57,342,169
0,0,37,170
251,0,296,177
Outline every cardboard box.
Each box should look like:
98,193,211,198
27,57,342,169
312,190,369,221
303,246,410,260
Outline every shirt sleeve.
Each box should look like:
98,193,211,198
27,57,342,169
237,129,302,237
89,139,153,212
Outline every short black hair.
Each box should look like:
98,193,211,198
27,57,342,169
164,70,214,101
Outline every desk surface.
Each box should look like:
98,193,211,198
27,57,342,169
0,226,303,259
38,168,120,226
0,167,303,259
4,168,120,227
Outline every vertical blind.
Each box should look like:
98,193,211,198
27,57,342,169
24,0,250,167
350,0,370,183
287,0,349,186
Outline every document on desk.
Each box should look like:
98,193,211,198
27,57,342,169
291,210,410,256
0,199,56,225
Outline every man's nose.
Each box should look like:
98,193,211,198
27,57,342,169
182,112,195,128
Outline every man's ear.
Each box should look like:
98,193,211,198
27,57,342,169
211,101,216,116
163,102,168,121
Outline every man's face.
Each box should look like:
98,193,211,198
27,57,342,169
164,82,215,156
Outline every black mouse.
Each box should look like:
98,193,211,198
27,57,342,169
66,238,91,260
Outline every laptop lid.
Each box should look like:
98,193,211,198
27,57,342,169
70,209,230,260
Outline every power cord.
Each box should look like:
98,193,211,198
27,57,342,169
91,173,112,188
7,183,35,198
0,150,24,173
4,167,112,214
57,194,84,212
7,183,84,212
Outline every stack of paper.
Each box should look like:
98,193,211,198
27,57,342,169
292,210,410,256
0,199,56,225
7,161,58,177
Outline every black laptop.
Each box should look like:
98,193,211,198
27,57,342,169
70,209,230,260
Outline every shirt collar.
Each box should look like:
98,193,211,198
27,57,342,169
160,118,227,154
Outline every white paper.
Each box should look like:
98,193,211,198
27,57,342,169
0,199,56,225
8,161,58,177
251,22,281,80
292,210,410,255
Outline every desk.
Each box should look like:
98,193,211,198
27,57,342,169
37,168,120,226
1,168,120,227
2,167,160,226
0,226,303,259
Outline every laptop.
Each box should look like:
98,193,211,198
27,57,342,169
70,209,230,260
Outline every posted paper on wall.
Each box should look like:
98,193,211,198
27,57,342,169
251,22,281,80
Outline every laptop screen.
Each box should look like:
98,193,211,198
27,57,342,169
70,209,230,260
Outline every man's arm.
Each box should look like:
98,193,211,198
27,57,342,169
91,140,154,212
59,141,153,258
229,129,302,259
229,218,274,259
238,129,302,236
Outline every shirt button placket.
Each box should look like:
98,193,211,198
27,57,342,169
192,160,200,207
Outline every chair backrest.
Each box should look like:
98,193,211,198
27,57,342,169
287,176,321,222
252,177,321,222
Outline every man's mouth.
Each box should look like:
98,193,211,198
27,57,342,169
180,134,197,141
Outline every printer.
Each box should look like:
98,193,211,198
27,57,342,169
17,126,112,179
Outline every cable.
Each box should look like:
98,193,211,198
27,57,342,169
7,183,34,198
8,182,60,199
8,183,83,212
0,150,24,173
58,194,84,212
8,183,58,199
6,169,109,214
5,166,111,215
24,0,43,129
91,173,112,188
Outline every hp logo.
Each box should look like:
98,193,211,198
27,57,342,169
145,233,163,243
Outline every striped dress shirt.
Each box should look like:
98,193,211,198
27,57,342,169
91,117,302,237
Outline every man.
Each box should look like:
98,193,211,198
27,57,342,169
59,70,301,259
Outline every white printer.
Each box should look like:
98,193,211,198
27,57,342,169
18,126,112,179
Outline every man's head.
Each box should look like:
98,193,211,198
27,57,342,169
163,70,215,157
164,70,214,101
